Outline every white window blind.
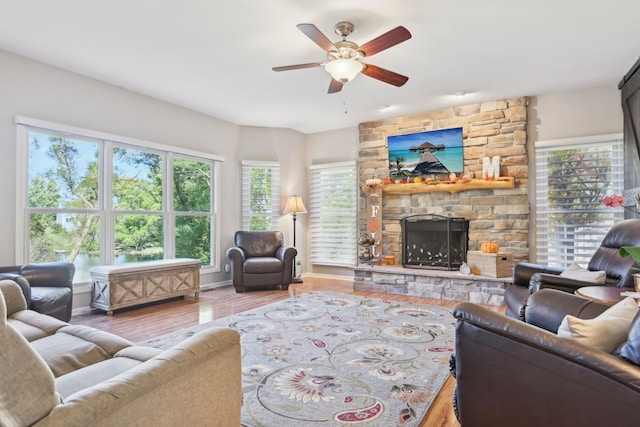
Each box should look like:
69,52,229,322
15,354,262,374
535,134,624,267
309,161,357,266
241,161,280,231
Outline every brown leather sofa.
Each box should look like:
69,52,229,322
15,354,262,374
226,231,297,293
0,262,75,322
453,289,640,427
504,218,640,320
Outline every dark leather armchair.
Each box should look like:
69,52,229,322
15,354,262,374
505,218,640,320
0,262,75,321
226,231,297,293
453,289,640,427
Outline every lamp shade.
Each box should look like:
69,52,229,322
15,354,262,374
283,196,307,214
325,59,364,83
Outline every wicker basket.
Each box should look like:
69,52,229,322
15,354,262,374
466,251,512,278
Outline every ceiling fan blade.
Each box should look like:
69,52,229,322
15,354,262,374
272,62,322,72
297,23,337,52
359,26,411,57
362,64,409,87
328,78,343,94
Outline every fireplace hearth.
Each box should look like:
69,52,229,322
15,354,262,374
401,214,469,270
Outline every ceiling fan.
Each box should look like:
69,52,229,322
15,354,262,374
272,21,411,94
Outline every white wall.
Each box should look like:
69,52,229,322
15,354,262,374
528,85,623,142
231,126,306,264
305,127,359,278
0,50,306,309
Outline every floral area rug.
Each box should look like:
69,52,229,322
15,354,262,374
139,292,456,427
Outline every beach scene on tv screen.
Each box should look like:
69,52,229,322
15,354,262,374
388,127,463,177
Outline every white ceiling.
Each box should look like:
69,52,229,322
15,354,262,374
1,1,640,134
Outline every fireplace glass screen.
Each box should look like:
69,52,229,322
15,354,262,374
402,214,469,270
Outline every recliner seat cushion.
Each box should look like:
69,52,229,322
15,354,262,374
29,324,133,377
8,309,68,341
243,257,283,274
55,346,163,399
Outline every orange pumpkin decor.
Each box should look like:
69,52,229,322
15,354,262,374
480,241,499,253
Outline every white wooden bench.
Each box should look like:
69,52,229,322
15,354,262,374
90,258,201,315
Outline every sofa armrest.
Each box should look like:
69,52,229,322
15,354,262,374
512,262,563,288
226,246,245,289
19,262,75,289
524,288,610,333
0,280,29,316
529,271,604,293
453,302,640,427
275,246,297,263
34,327,242,427
226,246,245,264
0,273,31,306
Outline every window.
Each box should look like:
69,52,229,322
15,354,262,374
17,117,222,283
241,161,280,231
309,161,358,266
535,134,624,267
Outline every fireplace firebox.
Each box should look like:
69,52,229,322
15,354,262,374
401,214,469,270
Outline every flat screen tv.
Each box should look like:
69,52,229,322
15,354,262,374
387,127,463,177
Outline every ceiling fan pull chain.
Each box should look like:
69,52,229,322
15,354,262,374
342,88,349,114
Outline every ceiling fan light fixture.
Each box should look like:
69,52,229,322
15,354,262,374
325,59,364,83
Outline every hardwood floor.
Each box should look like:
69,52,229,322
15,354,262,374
72,277,498,427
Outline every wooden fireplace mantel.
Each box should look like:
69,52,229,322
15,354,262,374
378,177,514,194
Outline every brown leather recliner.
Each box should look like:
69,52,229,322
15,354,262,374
504,218,640,320
452,289,640,427
0,262,75,322
226,231,297,293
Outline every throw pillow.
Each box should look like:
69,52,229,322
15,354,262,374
559,262,606,284
557,296,639,352
617,310,640,365
0,289,61,426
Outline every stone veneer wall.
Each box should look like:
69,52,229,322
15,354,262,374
358,97,530,263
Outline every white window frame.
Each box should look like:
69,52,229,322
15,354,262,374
535,133,624,267
309,161,358,267
15,116,224,280
241,161,280,231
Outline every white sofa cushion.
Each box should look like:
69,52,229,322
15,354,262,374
558,296,639,352
559,262,606,284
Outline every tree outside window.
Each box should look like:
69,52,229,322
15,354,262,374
25,127,217,283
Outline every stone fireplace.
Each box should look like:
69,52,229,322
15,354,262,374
353,97,530,305
402,214,469,270
358,97,530,264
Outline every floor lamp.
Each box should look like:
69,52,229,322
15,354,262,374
283,195,307,284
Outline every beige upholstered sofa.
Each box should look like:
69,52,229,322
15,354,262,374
0,280,242,427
